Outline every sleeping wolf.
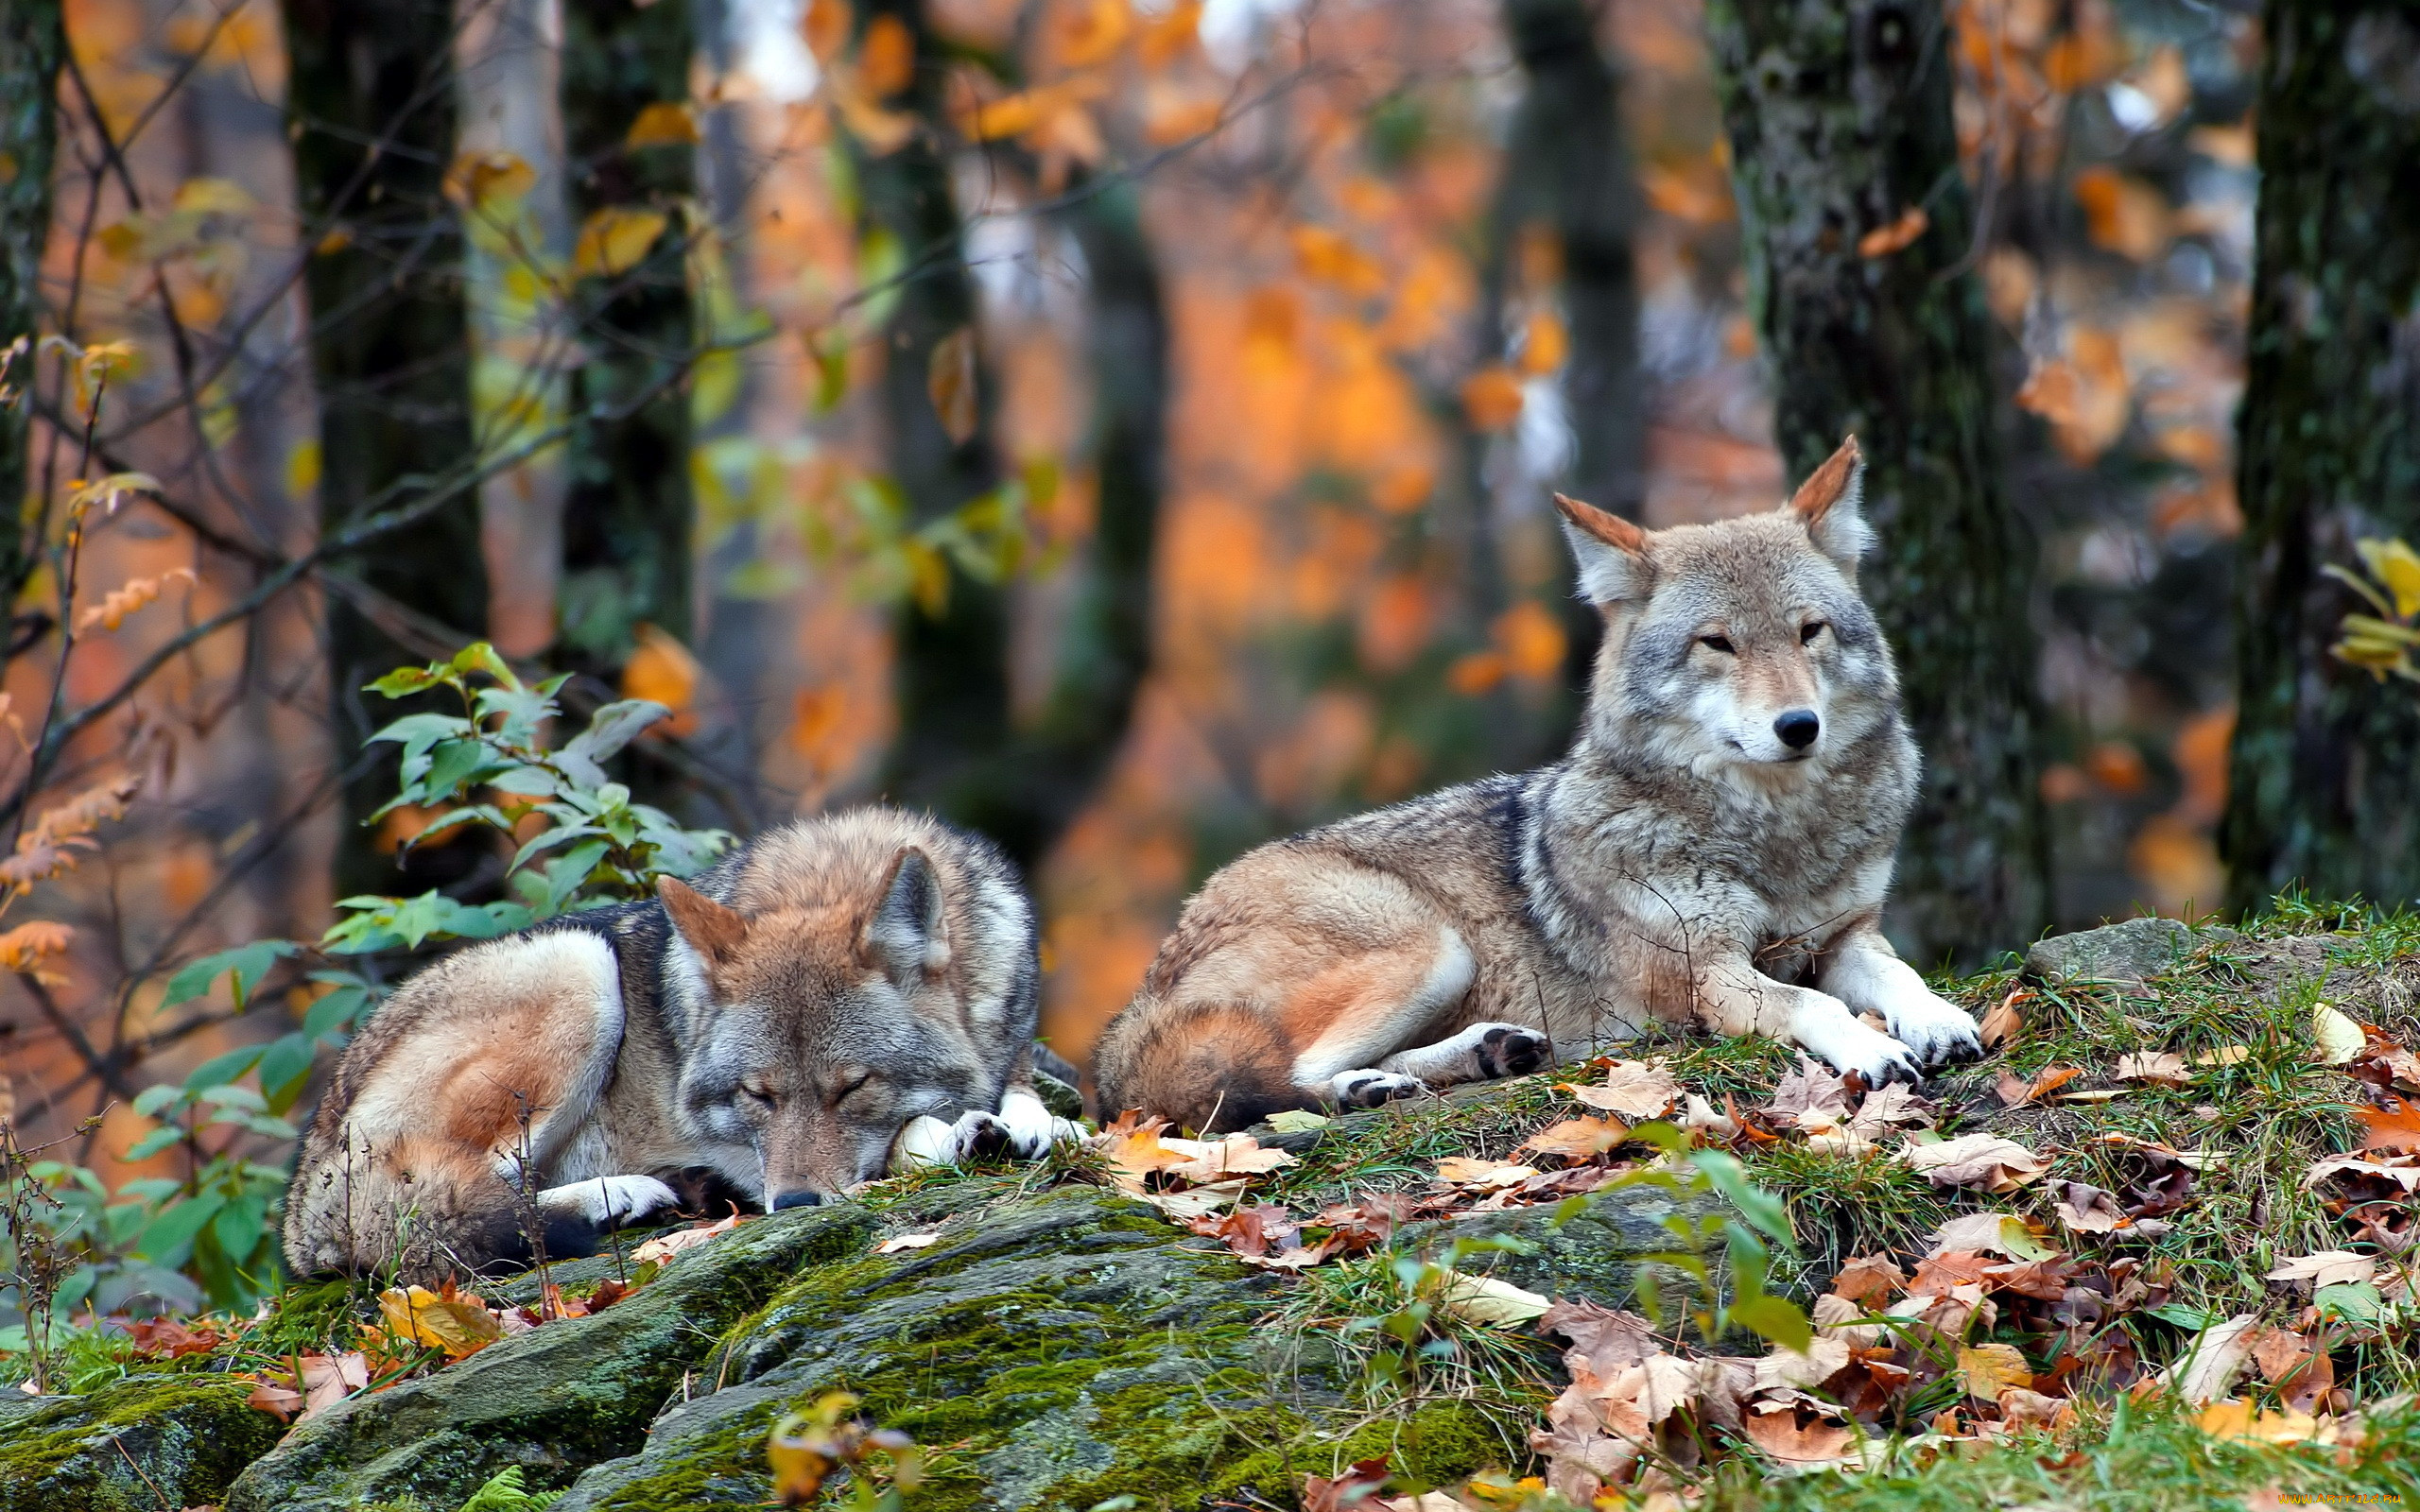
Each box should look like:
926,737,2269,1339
284,808,1075,1278
1094,438,1983,1132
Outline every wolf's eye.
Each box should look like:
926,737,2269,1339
739,1083,775,1108
832,1072,874,1106
1698,635,1735,654
1800,621,1827,644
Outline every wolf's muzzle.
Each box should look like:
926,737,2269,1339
770,1188,824,1211
1773,709,1820,750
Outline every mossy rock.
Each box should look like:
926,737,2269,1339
551,1185,1516,1512
2023,917,2218,989
221,1201,880,1512
0,1370,285,1512
1400,1179,1720,1305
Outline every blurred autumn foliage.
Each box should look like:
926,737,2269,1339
0,0,2405,1230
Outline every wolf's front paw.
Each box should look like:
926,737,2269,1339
1473,1023,1552,1079
1798,1019,1924,1088
1330,1069,1426,1108
1886,993,1984,1068
997,1089,1082,1160
892,1109,1016,1170
537,1174,681,1228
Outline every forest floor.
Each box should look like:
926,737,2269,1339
7,904,2420,1510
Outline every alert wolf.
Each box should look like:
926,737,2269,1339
1093,438,1984,1132
284,808,1075,1278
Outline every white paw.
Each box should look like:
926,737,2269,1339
997,1090,1082,1160
890,1108,1019,1172
1885,992,1984,1068
536,1174,681,1228
1329,1069,1427,1109
1791,995,1924,1088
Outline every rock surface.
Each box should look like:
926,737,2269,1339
0,1371,285,1512
2023,917,2207,989
173,1172,1700,1511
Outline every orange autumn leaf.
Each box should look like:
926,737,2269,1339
1054,0,1132,68
2359,1097,2420,1152
1493,600,1567,681
927,328,980,446
1515,310,1567,375
1461,366,1524,430
858,14,915,97
0,919,74,984
573,207,669,279
1289,225,1387,299
621,624,701,737
1857,206,1928,258
76,567,195,634
1515,1114,1628,1160
1446,650,1507,696
804,0,851,60
2072,167,2169,262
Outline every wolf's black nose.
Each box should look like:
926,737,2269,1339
770,1189,823,1211
1774,709,1820,749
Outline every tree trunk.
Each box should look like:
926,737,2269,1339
0,0,64,619
559,0,694,675
2222,3,2420,914
283,0,489,897
1704,0,2047,965
455,0,575,660
1488,0,1643,719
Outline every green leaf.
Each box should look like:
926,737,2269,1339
122,1125,187,1161
364,664,445,698
451,641,518,686
182,1044,267,1092
130,1083,183,1118
2145,1302,2216,1332
302,982,377,1041
423,738,505,799
258,1033,319,1113
511,822,606,873
2315,1281,2387,1329
555,699,670,784
1688,1147,1796,1252
163,940,298,1010
137,1191,227,1267
211,1192,269,1266
1726,1293,1814,1352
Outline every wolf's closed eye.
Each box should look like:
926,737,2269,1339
1801,621,1827,644
1699,634,1735,654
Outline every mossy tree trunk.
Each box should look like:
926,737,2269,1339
863,0,1167,877
0,0,64,628
2221,2,2420,915
559,0,694,677
283,0,489,896
1704,0,2047,965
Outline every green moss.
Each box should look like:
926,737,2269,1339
0,1370,285,1512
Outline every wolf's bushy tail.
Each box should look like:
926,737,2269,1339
1094,1000,1304,1135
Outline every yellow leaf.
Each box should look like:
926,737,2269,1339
2357,537,2420,618
574,207,669,279
1955,1341,2031,1400
173,177,254,216
2314,1003,2366,1065
1055,0,1132,68
375,1285,501,1360
625,103,700,148
0,919,73,980
443,151,536,210
76,567,196,634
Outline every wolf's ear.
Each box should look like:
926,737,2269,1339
1553,492,1652,605
859,847,950,987
659,875,747,968
1788,434,1876,570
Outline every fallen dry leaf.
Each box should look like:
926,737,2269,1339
2192,1044,2251,1068
1302,1456,1393,1512
1829,1255,1906,1307
874,1232,942,1254
245,1377,303,1421
1765,1057,1851,1127
1435,1156,1539,1192
2314,1004,2367,1066
1931,1212,2051,1259
1956,1341,2032,1400
2116,1051,2189,1087
2195,1399,2325,1445
1753,1335,1851,1391
1165,1132,1297,1183
376,1286,501,1361
1516,1115,1628,1161
1996,1065,2082,1107
2265,1251,2376,1289
1564,1060,1677,1120
2164,1314,2263,1405
1979,992,2024,1048
1437,1273,1553,1327
1741,1402,1859,1467
2357,1098,2420,1152
301,1350,370,1418
630,1211,746,1267
1904,1133,2048,1193
2053,1180,2127,1234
